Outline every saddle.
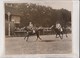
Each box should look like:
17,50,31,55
56,27,63,32
58,28,63,32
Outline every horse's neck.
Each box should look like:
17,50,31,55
50,25,54,29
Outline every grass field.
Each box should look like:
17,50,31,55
5,34,72,55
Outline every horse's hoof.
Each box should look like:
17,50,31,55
40,39,42,40
26,40,28,42
61,38,63,39
66,36,68,37
56,37,58,38
36,39,37,41
39,39,42,41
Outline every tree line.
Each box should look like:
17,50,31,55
5,3,71,28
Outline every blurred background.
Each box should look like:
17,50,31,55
5,3,71,37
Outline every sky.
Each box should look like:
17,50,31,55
5,0,73,11
30,1,73,11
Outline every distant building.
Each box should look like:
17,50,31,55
11,15,21,27
5,13,21,36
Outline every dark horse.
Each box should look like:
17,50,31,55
24,29,42,41
51,25,68,39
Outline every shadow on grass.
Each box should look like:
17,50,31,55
40,40,56,42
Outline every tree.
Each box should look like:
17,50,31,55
5,3,71,27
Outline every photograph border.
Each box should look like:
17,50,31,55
0,0,79,58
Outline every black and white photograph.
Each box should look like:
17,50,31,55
5,0,72,55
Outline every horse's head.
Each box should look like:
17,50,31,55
50,25,56,30
50,25,53,29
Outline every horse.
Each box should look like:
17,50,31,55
50,25,68,39
24,29,42,41
62,27,68,37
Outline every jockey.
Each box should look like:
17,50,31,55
56,22,63,32
32,27,36,33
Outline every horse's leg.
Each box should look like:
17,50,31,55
36,34,38,41
26,34,30,41
38,37,42,40
59,34,62,39
26,36,29,41
61,32,63,39
65,34,68,37
24,35,27,40
24,32,28,40
66,34,68,37
36,37,38,41
56,34,57,38
36,34,42,41
56,33,59,38
65,31,68,37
